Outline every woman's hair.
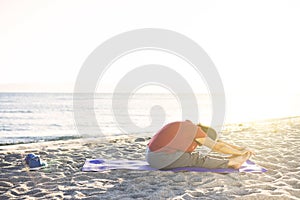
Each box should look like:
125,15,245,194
197,123,218,141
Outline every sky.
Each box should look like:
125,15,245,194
0,0,300,95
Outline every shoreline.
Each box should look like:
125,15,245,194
1,116,300,199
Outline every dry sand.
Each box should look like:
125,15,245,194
1,117,300,199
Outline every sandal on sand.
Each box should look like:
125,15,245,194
24,153,47,170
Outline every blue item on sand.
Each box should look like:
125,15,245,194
25,153,47,169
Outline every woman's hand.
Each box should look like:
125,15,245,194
239,147,256,156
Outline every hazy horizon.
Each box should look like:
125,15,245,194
1,1,300,96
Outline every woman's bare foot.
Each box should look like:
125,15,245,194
228,152,251,169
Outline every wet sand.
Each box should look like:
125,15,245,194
1,117,300,199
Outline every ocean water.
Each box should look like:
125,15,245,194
0,93,75,145
1,93,299,145
0,93,212,145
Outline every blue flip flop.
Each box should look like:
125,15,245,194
24,153,47,170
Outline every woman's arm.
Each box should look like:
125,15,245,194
217,139,255,155
212,142,248,155
195,137,249,156
217,140,244,150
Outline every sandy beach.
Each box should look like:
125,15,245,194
1,117,300,199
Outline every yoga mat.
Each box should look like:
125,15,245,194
82,159,267,173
